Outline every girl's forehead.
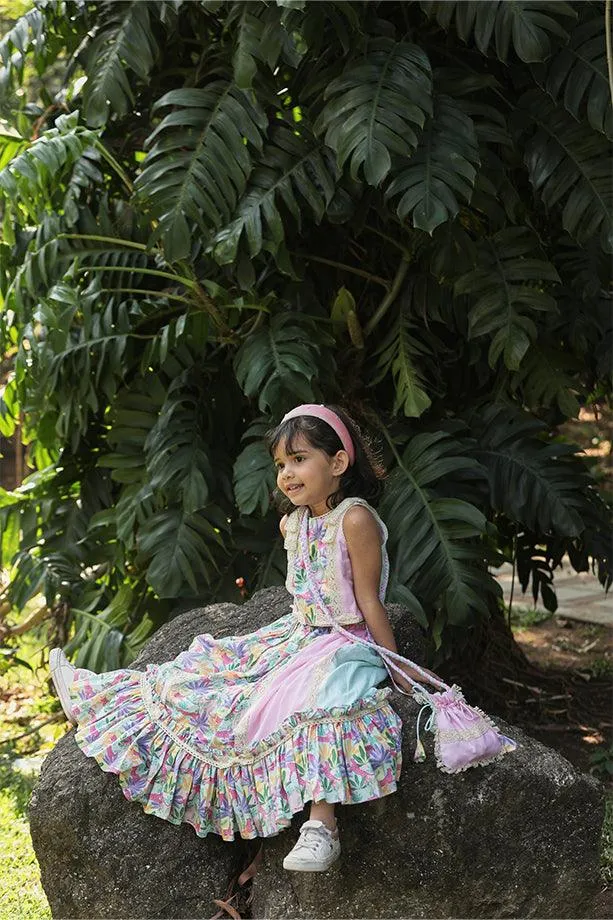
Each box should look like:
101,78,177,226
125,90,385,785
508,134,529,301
274,434,312,459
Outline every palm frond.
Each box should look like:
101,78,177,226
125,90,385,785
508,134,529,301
371,310,432,418
0,112,97,222
0,7,45,106
66,584,155,671
472,404,590,537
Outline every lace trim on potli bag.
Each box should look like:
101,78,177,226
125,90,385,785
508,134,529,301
297,508,517,774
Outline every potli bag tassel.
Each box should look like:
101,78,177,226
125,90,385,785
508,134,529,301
298,509,518,775
413,703,433,763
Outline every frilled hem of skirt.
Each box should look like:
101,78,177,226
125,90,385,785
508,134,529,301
69,667,402,841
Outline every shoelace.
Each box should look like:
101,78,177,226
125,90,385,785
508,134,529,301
294,826,334,855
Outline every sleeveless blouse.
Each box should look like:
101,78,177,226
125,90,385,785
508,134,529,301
284,496,390,627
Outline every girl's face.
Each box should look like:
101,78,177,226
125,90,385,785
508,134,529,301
273,434,349,517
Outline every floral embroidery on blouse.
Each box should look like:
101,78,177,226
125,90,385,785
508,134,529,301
292,515,334,624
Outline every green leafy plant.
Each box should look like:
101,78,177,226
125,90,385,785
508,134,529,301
590,744,613,779
0,0,609,671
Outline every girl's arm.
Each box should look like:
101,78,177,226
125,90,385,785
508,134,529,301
343,506,441,691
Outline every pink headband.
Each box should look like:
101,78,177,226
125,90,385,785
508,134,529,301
281,404,355,465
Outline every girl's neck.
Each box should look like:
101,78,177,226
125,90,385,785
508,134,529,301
307,495,356,518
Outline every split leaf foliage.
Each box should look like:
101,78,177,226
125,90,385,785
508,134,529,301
0,0,609,669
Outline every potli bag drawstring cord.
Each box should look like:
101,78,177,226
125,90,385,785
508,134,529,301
298,510,448,762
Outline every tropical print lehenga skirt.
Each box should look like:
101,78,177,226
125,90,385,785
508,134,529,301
69,611,403,840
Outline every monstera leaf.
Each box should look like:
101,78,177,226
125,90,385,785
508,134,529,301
510,345,581,418
233,312,329,415
543,13,612,139
517,89,613,252
455,227,560,370
386,94,479,233
136,83,267,262
420,1,576,63
315,38,433,186
83,1,160,126
381,430,496,636
211,124,339,268
138,506,228,597
227,1,287,88
145,378,216,514
233,419,277,517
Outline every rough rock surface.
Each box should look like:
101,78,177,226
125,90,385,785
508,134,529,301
30,588,605,919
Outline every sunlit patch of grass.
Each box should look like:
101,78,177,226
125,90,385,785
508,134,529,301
0,759,51,920
506,604,554,628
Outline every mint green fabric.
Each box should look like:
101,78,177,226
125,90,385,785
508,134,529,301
316,643,388,710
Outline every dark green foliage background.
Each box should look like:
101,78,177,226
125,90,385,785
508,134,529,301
0,0,610,670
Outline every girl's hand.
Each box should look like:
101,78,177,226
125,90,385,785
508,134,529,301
396,665,442,692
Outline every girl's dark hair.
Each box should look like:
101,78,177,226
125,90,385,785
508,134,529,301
265,404,386,514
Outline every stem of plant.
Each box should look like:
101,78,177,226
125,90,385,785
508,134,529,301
364,256,411,337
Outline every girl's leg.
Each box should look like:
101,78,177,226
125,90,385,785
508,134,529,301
308,800,337,835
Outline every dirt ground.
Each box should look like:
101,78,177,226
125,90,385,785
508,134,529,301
511,616,612,773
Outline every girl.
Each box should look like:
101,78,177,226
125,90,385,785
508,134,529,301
49,403,444,872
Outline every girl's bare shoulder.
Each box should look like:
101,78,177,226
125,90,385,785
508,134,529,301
342,503,378,538
279,514,288,537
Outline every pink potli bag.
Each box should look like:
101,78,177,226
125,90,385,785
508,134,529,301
299,512,517,774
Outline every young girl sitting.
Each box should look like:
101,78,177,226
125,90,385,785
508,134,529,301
49,404,453,871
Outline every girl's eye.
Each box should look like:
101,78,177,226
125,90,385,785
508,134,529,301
295,456,303,462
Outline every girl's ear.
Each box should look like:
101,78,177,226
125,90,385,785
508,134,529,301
331,450,350,476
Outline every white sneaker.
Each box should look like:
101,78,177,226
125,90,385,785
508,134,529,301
282,820,341,872
49,648,77,725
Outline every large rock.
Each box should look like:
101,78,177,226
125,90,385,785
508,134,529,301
30,588,605,919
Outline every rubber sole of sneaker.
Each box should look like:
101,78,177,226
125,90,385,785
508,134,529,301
282,850,340,872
